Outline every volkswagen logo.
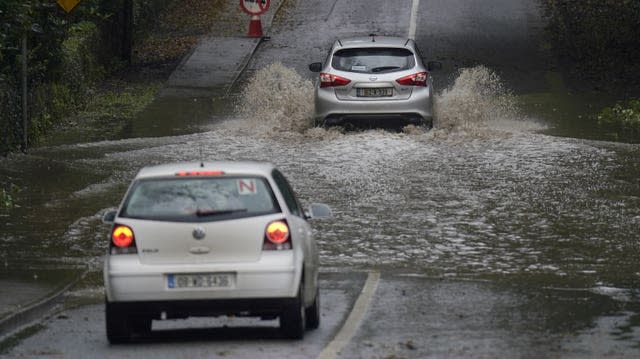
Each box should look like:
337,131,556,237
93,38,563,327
192,227,206,240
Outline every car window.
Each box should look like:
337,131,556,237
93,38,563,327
331,48,415,74
272,170,303,218
120,176,279,222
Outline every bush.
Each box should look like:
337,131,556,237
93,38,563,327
596,98,640,141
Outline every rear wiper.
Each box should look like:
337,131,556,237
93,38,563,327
196,208,248,217
371,66,400,73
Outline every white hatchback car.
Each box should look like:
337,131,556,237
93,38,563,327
309,35,441,129
102,161,332,343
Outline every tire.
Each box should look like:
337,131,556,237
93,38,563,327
305,286,320,330
280,283,306,339
106,302,131,344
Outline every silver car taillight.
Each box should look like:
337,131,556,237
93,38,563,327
396,72,428,87
320,73,351,88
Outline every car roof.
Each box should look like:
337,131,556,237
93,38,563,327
134,161,277,179
334,36,415,50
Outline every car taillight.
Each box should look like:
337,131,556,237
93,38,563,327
110,224,137,255
396,72,428,87
263,220,292,250
320,73,351,88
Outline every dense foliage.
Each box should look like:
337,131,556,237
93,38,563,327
0,0,173,154
541,0,640,86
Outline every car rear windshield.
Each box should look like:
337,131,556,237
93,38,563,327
120,177,279,222
331,48,415,74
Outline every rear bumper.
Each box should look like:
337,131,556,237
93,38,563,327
104,252,299,303
314,86,434,128
107,297,297,319
321,113,432,128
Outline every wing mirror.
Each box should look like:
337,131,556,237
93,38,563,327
306,203,332,219
308,62,323,73
427,61,442,71
102,209,117,224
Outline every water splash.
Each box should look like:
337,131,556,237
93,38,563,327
432,66,547,139
233,62,315,134
232,63,541,141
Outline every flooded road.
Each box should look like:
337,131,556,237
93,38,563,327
2,63,638,290
1,0,640,354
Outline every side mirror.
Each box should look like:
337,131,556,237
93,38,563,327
307,203,332,219
308,62,323,73
102,209,117,224
427,61,442,71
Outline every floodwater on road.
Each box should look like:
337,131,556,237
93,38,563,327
0,63,639,309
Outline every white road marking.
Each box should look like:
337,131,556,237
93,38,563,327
316,271,380,359
409,0,420,40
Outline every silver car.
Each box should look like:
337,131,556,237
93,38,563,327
102,161,332,343
309,35,441,129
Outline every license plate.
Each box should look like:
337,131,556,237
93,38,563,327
167,273,234,289
357,88,393,97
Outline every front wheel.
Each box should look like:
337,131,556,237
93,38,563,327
280,284,306,339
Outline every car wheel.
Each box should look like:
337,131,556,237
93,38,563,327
305,286,320,330
280,283,306,339
106,302,131,344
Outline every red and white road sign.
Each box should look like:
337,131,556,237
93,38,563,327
240,0,270,16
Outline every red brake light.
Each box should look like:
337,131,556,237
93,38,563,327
263,220,291,250
396,72,428,87
112,225,134,248
320,73,351,88
176,170,225,177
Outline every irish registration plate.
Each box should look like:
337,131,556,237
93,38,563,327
357,88,393,97
167,273,233,289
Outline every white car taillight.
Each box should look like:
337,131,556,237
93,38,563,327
110,224,138,255
263,220,292,250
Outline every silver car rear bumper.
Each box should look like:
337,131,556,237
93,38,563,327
314,86,434,128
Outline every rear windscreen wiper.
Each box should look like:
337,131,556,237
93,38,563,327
196,208,248,217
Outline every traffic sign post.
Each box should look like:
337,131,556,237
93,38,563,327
239,0,270,38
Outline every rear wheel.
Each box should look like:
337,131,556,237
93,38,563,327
105,302,131,344
280,284,306,339
305,286,320,329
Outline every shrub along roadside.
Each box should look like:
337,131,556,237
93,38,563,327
0,0,179,155
596,99,640,142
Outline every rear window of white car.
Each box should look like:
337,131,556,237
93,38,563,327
331,48,415,74
120,177,279,222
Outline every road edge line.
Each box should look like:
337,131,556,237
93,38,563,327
408,0,420,40
316,271,380,359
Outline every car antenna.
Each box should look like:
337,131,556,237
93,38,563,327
369,33,376,42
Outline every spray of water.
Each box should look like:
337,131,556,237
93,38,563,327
233,62,315,134
233,63,539,140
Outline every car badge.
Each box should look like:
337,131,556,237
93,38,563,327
369,76,378,81
192,227,206,240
